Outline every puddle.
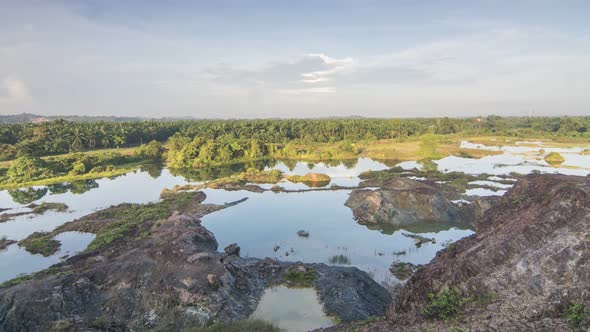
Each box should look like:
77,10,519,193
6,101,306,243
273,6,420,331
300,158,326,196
250,285,334,332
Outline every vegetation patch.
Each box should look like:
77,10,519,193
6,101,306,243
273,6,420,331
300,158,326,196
50,319,73,332
544,152,566,165
84,201,170,251
0,273,34,288
27,202,68,214
287,173,331,187
390,262,419,280
187,320,280,332
564,302,589,331
422,288,494,322
18,232,61,256
282,266,317,287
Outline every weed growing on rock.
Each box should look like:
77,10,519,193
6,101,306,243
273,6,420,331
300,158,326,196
423,288,467,321
283,266,317,287
565,302,589,331
18,232,60,256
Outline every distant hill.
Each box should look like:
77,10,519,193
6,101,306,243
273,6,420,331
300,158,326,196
0,113,150,124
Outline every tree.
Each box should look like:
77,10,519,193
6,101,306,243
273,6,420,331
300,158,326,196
418,133,440,159
6,156,52,182
136,140,166,161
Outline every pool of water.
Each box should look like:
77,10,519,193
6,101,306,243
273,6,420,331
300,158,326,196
250,285,334,332
0,231,95,282
201,190,473,286
0,159,392,284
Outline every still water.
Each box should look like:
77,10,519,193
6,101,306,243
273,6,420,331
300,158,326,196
250,285,334,332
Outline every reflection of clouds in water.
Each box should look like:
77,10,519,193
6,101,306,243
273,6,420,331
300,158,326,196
250,285,334,331
465,188,507,197
468,180,513,189
265,158,388,178
434,154,589,176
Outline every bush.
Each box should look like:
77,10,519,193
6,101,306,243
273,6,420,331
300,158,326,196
544,151,565,165
136,140,166,161
423,288,467,321
283,266,317,287
565,302,589,330
6,156,53,182
18,232,61,257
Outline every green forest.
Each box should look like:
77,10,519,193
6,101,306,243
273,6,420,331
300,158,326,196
1,116,589,188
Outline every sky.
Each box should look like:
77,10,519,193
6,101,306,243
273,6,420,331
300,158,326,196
0,0,589,118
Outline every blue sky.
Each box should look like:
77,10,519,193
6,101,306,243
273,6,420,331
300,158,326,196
1,0,589,118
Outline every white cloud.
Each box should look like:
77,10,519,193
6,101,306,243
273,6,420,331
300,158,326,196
0,77,29,101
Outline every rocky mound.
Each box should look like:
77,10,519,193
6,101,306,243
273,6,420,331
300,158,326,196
0,191,390,332
334,174,590,331
345,177,469,226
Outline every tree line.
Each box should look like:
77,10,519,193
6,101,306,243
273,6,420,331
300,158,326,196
1,116,588,161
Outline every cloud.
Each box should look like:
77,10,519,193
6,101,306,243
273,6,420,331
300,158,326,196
204,53,353,93
0,78,29,101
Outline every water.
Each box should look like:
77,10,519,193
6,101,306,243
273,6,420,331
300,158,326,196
201,190,473,285
250,285,334,332
0,232,95,282
0,159,391,284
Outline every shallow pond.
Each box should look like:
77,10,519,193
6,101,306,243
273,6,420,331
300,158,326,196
0,231,95,282
201,190,473,286
0,159,391,283
250,285,334,332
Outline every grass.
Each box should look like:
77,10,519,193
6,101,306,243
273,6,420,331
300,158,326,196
422,288,495,322
287,173,331,184
282,266,317,287
390,262,416,280
0,273,34,288
186,320,280,332
84,201,170,251
27,202,68,214
544,151,566,165
18,232,61,256
564,302,589,331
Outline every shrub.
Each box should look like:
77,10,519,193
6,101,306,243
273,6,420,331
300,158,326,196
283,266,317,287
423,288,467,321
18,232,61,256
544,152,565,165
565,302,589,330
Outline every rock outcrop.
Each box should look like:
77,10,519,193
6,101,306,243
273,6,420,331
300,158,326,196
346,177,468,226
0,191,390,332
332,174,590,331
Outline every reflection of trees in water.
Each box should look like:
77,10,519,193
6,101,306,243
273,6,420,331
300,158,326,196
69,180,99,194
373,159,402,168
328,254,351,265
8,179,101,204
47,183,70,195
340,159,359,169
140,163,163,179
8,187,48,204
171,159,276,182
281,159,297,172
